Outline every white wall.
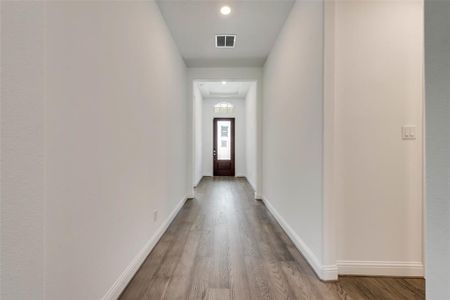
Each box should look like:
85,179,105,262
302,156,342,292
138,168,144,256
188,68,263,195
262,0,326,278
333,0,424,276
2,1,188,299
425,1,450,298
201,98,246,177
245,83,258,191
193,83,203,186
1,2,46,299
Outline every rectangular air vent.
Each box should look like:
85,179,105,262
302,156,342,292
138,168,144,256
215,35,236,48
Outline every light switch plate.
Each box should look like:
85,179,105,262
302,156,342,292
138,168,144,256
402,125,416,140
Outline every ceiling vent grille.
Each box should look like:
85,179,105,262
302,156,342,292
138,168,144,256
216,35,236,48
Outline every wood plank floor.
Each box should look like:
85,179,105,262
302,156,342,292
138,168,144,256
120,177,425,300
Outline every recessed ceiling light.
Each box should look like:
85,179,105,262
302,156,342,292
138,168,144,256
222,81,227,85
220,6,231,16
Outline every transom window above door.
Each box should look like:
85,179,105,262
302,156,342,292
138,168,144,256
214,102,234,113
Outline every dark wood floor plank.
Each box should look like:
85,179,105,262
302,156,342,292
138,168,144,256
141,224,193,299
119,238,173,300
244,255,275,300
211,224,230,289
204,288,231,300
163,230,202,300
119,177,425,300
187,257,213,300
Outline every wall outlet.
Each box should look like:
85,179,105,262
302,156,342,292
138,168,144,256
153,210,158,222
402,125,416,140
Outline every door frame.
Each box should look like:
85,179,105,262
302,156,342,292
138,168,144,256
190,77,261,198
213,117,235,176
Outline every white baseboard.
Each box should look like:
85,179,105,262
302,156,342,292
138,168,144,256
337,260,424,277
322,264,339,280
254,196,424,279
261,196,338,281
101,196,188,300
245,178,257,197
193,176,203,188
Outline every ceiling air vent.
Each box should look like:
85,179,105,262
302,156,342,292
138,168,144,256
215,35,236,48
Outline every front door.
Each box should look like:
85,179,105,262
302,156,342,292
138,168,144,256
213,118,235,176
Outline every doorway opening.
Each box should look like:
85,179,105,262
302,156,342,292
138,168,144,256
192,79,259,193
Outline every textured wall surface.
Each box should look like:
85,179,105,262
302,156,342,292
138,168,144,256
425,1,450,298
1,2,46,299
1,2,189,299
334,1,424,271
262,0,324,263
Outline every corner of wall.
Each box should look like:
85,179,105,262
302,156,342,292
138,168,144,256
261,196,338,281
322,0,338,280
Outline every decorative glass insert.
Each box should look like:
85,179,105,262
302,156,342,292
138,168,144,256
217,120,231,160
214,102,234,113
221,126,228,137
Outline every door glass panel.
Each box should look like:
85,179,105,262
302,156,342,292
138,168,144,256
217,120,231,160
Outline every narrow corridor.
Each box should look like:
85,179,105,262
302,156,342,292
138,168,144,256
120,178,424,300
3,0,450,298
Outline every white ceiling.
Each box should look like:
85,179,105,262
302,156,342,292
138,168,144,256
198,81,251,99
156,0,295,68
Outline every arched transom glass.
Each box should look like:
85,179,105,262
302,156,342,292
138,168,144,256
214,102,234,113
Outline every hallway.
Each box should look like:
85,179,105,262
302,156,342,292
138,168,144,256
3,0,450,299
120,178,425,300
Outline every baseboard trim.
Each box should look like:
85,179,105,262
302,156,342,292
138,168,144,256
193,175,203,188
337,260,424,277
236,176,258,199
261,196,338,281
101,196,188,300
322,264,339,281
245,178,258,198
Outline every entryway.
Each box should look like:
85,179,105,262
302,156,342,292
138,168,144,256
213,118,235,176
192,80,260,194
